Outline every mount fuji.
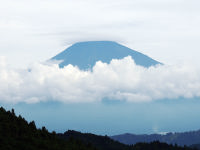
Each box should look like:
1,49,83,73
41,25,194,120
2,41,200,137
51,41,161,69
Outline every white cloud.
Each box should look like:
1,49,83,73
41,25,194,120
0,56,200,104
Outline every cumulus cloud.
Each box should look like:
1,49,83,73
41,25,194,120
0,56,200,104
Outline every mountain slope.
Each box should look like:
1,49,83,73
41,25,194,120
58,130,131,150
52,41,161,69
0,107,96,150
111,131,200,146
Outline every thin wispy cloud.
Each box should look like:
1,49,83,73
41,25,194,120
0,0,200,67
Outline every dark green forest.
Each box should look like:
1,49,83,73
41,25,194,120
0,107,97,150
0,107,197,150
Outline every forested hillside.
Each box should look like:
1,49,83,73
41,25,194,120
0,107,96,150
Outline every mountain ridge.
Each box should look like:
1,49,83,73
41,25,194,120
111,130,200,146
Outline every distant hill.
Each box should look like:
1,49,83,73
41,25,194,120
51,41,161,70
0,106,195,150
58,130,130,150
111,131,200,146
58,130,196,150
191,144,200,150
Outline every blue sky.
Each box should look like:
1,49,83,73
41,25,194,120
1,0,200,135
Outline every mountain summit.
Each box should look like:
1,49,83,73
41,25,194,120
52,41,161,70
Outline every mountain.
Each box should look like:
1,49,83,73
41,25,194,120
111,131,200,146
58,130,195,150
51,41,161,70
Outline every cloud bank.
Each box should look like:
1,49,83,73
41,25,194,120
0,56,200,104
